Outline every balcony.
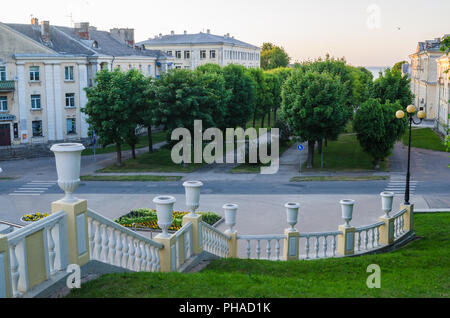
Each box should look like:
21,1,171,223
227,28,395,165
0,80,15,92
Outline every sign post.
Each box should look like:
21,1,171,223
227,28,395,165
297,144,304,173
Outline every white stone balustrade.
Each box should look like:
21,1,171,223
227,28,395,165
299,231,341,259
237,234,286,260
201,221,230,258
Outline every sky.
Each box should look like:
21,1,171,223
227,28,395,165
1,0,449,67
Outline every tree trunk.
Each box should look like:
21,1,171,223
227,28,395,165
116,143,122,166
131,144,136,160
307,140,314,169
267,111,271,127
148,126,153,153
261,114,265,128
317,139,323,155
374,158,380,170
274,108,277,123
324,137,328,147
252,113,256,128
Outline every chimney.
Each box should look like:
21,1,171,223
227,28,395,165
110,28,135,46
40,21,50,42
171,30,175,36
207,29,210,34
31,17,39,26
159,33,162,38
74,22,90,40
184,30,187,35
226,33,230,38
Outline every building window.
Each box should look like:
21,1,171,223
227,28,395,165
29,66,40,81
175,65,182,69
0,96,7,111
0,66,6,81
65,93,75,108
184,51,190,59
66,118,76,135
210,50,216,59
31,95,41,109
148,65,153,76
64,66,74,81
184,66,190,70
167,51,173,57
200,50,206,59
32,120,43,137
175,51,182,59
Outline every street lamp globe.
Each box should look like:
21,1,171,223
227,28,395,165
417,110,426,119
406,105,416,114
396,110,405,119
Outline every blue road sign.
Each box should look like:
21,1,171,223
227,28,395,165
297,145,304,151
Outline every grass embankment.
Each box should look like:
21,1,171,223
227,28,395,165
68,213,450,298
80,175,182,182
82,131,167,156
290,176,389,182
402,128,446,152
304,133,389,171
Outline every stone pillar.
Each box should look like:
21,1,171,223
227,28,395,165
182,214,203,255
51,199,90,266
400,203,414,233
52,63,63,140
0,234,11,298
16,62,28,143
225,230,238,258
378,217,395,245
153,234,176,273
44,63,56,141
283,229,300,260
337,225,355,256
78,63,89,139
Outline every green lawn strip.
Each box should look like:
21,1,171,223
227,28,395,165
67,213,450,298
229,139,295,174
303,134,389,172
402,128,446,152
290,176,389,182
80,175,182,182
82,131,167,156
98,148,204,173
0,177,17,180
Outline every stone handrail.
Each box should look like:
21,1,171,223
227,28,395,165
173,222,193,272
87,208,163,273
201,221,230,258
299,231,342,259
237,234,286,260
5,211,68,298
355,221,384,252
392,208,408,239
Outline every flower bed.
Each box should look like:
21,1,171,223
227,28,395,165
115,208,222,232
21,212,50,222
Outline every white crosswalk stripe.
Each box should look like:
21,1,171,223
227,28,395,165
384,175,420,195
9,180,57,196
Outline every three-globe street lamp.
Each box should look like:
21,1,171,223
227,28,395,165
395,105,426,205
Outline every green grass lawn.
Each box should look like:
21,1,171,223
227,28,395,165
67,213,450,298
82,131,167,156
402,128,446,152
290,176,389,182
98,148,204,173
80,175,182,182
304,134,389,171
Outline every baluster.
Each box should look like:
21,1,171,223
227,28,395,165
246,240,251,259
108,229,116,265
400,216,404,234
175,237,180,270
9,243,21,297
115,230,122,267
376,227,380,246
135,240,142,271
364,230,368,250
357,231,361,251
122,233,129,268
101,225,109,262
332,235,337,257
128,236,136,270
371,228,375,249
323,235,328,258
46,224,56,275
88,217,95,259
144,245,151,272
150,246,157,272
266,240,272,260
315,237,319,259
155,247,161,272
276,240,280,260
305,237,310,259
256,240,261,259
93,221,102,260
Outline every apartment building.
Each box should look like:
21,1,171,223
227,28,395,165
138,30,261,70
436,55,449,134
0,19,172,148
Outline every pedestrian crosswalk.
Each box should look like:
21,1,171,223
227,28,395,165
384,175,420,196
9,180,57,196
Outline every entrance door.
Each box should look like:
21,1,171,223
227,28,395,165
0,124,11,146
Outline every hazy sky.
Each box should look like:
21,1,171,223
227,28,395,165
1,0,449,67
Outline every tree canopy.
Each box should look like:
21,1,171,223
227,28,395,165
371,68,414,108
260,42,291,70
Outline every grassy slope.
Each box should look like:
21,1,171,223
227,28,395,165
68,213,450,298
402,128,446,152
80,175,182,182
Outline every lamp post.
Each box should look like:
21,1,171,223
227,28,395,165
395,105,426,205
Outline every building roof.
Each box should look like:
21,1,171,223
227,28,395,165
138,32,260,50
5,23,170,59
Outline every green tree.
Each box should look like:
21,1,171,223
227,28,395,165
262,72,282,127
82,69,140,166
265,67,292,122
349,66,373,108
353,98,407,168
371,68,414,108
261,42,290,70
222,64,255,129
280,70,347,168
246,68,267,127
393,61,408,73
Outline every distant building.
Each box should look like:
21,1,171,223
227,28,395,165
436,55,449,134
138,30,261,70
0,19,172,148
